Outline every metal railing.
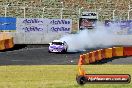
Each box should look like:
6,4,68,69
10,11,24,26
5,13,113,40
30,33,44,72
0,5,132,31
0,5,132,20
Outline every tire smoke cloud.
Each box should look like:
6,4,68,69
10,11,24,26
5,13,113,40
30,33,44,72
60,22,132,52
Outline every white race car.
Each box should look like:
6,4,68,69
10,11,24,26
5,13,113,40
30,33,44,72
48,40,68,53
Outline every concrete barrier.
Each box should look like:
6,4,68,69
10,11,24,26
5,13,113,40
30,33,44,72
89,51,96,63
78,46,132,65
5,32,132,44
0,40,5,50
89,52,93,63
94,51,100,61
0,33,14,50
105,48,113,58
123,47,132,56
77,46,132,81
9,32,65,44
113,47,123,57
4,37,14,49
83,54,89,64
101,49,105,59
97,49,102,60
78,55,85,65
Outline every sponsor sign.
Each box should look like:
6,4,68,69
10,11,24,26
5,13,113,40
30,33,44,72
79,18,97,30
85,74,130,83
79,12,98,30
81,12,98,19
16,18,47,33
105,20,132,34
0,17,16,31
16,18,72,33
76,74,131,85
49,19,72,33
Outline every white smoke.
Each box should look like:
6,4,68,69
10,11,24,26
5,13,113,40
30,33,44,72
60,22,132,52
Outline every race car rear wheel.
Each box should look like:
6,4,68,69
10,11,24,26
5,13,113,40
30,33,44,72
62,48,67,53
48,50,51,53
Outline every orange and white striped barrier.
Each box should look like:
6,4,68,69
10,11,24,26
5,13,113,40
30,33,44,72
105,48,113,58
77,46,132,85
78,46,132,66
0,40,5,50
0,33,14,51
94,50,100,61
83,54,89,64
78,55,85,65
123,47,132,56
97,49,102,61
4,37,14,49
101,49,105,59
113,47,123,57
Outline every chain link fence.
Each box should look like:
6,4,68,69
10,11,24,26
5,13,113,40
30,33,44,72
0,5,132,32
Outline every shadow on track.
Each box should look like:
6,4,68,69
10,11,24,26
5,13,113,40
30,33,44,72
1,44,49,52
92,56,128,65
52,51,81,54
1,44,27,52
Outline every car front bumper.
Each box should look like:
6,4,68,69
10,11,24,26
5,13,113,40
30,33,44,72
49,48,64,52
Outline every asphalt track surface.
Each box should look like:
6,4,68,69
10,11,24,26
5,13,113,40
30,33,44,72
0,45,132,65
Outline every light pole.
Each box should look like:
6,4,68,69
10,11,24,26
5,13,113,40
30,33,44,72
61,1,64,8
4,4,10,17
113,10,116,21
30,1,34,18
78,7,83,18
78,8,81,18
60,2,63,19
22,6,26,18
60,8,63,19
4,5,7,17
97,8,102,21
78,7,83,32
23,2,27,18
128,10,130,20
5,3,11,17
42,7,45,18
128,5,131,20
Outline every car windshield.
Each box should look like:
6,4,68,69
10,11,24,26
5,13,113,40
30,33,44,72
52,42,64,45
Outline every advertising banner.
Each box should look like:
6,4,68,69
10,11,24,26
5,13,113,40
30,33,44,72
79,12,98,30
16,18,72,33
79,18,97,30
0,17,16,31
16,18,48,33
105,20,132,35
48,19,72,33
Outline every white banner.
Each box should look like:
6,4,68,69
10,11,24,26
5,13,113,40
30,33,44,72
16,18,48,33
48,19,72,33
16,18,72,33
